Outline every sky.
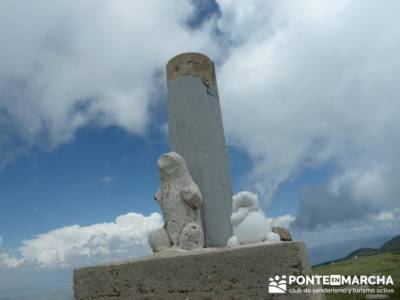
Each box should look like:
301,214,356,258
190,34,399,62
1,0,400,293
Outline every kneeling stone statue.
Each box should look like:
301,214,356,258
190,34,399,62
227,191,280,246
149,152,205,252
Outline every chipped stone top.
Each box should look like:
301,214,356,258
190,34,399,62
166,52,216,85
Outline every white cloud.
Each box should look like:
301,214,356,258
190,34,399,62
267,214,295,229
0,212,162,270
0,212,296,270
0,252,20,269
0,0,217,167
0,237,21,269
371,209,399,223
216,0,400,234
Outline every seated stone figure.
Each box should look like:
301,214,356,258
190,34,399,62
149,152,205,252
227,191,280,246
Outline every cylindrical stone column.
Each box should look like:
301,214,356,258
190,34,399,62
166,52,232,247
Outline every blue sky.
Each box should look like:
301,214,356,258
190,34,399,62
0,127,165,247
1,0,400,294
0,104,325,248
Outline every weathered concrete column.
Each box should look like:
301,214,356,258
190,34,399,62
166,53,232,247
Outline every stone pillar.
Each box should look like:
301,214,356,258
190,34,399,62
166,52,232,247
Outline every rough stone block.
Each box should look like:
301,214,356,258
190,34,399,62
74,241,320,300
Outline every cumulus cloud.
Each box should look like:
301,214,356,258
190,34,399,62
0,236,20,269
267,214,295,229
0,210,297,270
216,0,400,232
0,212,162,270
0,251,20,269
0,0,217,167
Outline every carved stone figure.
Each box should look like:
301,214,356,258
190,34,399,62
227,191,280,246
149,152,204,252
272,226,292,241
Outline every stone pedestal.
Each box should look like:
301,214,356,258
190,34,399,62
74,241,321,300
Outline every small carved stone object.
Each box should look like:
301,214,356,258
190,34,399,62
227,191,280,246
272,226,292,241
149,152,204,252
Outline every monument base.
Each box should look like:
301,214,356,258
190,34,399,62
74,241,322,300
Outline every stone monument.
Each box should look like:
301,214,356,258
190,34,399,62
73,53,320,300
166,53,232,247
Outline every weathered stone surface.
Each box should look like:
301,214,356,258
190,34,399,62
149,152,204,252
166,53,233,247
166,52,216,85
74,242,320,300
272,226,293,241
228,191,280,246
148,227,171,252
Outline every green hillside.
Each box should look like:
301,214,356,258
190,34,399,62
380,236,400,253
313,235,400,268
346,247,378,258
312,235,400,299
313,252,400,300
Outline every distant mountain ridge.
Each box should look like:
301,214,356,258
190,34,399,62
345,247,377,258
380,235,400,252
314,234,400,267
308,235,392,265
346,235,400,258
